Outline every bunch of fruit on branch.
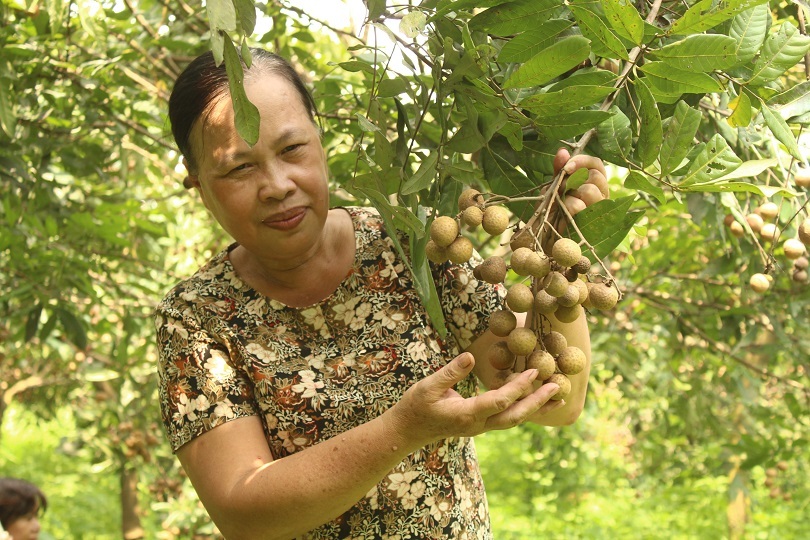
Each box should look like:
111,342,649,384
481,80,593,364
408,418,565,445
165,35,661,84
425,185,618,401
724,168,810,293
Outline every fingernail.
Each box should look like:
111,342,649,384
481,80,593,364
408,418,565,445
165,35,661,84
526,369,538,382
564,161,576,174
457,354,472,368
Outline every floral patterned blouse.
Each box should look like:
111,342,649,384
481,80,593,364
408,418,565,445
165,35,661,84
155,207,504,539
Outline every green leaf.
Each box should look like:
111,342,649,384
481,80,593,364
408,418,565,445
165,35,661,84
232,0,257,35
639,62,723,95
596,106,632,161
355,113,380,132
206,0,237,32
633,78,663,168
498,20,574,63
625,171,666,203
377,77,409,98
357,186,425,236
339,60,376,74
650,35,738,71
25,303,42,342
223,36,260,146
57,307,87,350
519,85,614,117
710,158,777,182
480,147,536,220
660,101,702,176
469,0,563,36
366,0,386,20
0,78,15,138
669,0,769,36
535,110,613,140
760,101,803,160
565,168,589,191
573,195,645,259
569,3,630,60
727,90,753,128
729,4,769,64
600,0,644,45
767,81,810,120
747,22,810,86
401,153,439,195
410,226,447,338
678,134,742,187
547,68,617,92
504,36,591,89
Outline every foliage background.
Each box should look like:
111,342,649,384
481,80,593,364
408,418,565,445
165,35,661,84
1,0,809,538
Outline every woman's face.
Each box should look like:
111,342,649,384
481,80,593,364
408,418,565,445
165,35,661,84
187,73,330,266
6,510,41,540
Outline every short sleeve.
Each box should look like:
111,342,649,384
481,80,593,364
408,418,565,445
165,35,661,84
155,301,258,453
434,254,505,351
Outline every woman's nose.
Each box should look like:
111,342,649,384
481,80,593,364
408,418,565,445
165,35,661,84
256,165,296,201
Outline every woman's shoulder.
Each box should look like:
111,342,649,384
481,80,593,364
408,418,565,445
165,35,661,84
155,246,234,314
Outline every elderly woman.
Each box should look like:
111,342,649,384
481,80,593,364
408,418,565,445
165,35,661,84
155,48,608,539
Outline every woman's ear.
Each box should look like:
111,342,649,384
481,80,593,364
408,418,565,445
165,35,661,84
182,158,201,189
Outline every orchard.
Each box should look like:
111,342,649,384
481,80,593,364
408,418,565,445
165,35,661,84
1,0,809,538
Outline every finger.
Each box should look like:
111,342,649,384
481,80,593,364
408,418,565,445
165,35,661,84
585,169,610,199
564,195,587,216
484,381,561,430
553,148,571,174
562,154,607,177
572,183,605,207
427,352,476,395
474,369,539,418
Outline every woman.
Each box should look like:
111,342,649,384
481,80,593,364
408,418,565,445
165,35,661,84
156,48,608,539
0,478,46,540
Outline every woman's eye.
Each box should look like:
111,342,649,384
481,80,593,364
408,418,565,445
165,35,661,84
283,144,303,154
230,163,250,173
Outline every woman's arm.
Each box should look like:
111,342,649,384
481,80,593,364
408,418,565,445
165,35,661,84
177,352,561,540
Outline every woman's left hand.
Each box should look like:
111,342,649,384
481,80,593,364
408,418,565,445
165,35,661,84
552,148,610,217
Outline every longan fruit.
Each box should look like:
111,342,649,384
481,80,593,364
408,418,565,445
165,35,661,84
557,284,581,308
545,373,571,400
478,256,507,284
458,188,482,211
506,283,534,312
542,331,567,356
425,240,449,264
793,269,808,283
461,206,484,228
488,309,517,338
749,273,770,293
572,256,591,275
571,279,589,305
799,218,810,246
795,167,810,188
447,236,474,264
745,213,764,234
795,256,809,270
729,220,745,238
510,247,535,276
760,223,778,243
482,206,510,236
551,238,582,267
529,254,552,279
555,304,583,323
723,214,735,227
782,238,806,260
510,227,535,251
526,349,556,380
588,282,619,311
556,346,586,375
544,271,569,298
429,216,459,247
507,327,538,356
487,341,515,370
757,201,779,221
534,290,558,315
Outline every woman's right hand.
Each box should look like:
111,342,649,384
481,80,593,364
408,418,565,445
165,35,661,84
388,352,563,448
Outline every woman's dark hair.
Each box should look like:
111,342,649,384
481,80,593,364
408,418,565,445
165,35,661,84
0,477,47,528
169,48,318,174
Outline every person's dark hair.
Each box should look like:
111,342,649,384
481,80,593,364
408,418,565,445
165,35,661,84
169,48,318,175
0,477,47,529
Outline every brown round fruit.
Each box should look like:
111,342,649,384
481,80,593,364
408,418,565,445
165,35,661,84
782,238,806,260
757,201,779,221
794,167,810,188
729,220,745,238
529,254,552,279
745,213,764,234
487,341,516,370
588,282,619,311
429,216,459,247
488,309,518,337
544,271,569,298
555,304,583,323
723,214,735,227
526,350,556,380
447,236,474,264
461,206,484,228
507,327,538,356
557,285,581,308
794,256,809,270
478,256,508,284
572,279,589,304
760,223,778,243
749,273,770,293
458,188,482,211
482,206,510,236
534,290,558,315
572,256,591,275
510,247,535,276
425,240,449,264
556,346,586,375
542,331,567,356
545,373,571,400
799,218,810,246
509,227,535,251
551,238,582,268
793,269,808,283
506,283,534,313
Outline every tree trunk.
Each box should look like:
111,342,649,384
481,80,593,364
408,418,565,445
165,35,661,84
121,466,145,540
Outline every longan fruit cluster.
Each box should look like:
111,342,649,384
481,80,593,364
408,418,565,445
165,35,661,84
724,200,810,293
427,188,621,400
764,461,794,502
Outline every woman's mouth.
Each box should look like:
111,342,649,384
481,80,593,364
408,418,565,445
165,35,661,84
262,208,307,231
